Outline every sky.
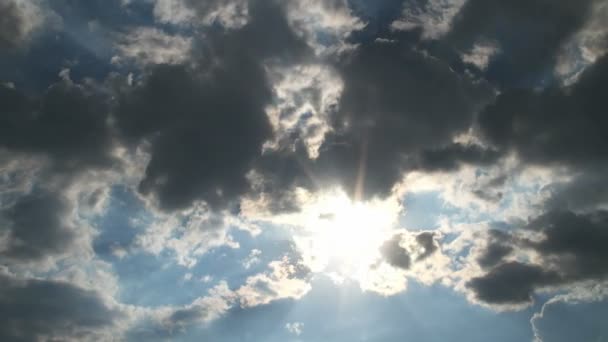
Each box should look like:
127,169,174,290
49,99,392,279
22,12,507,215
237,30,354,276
1,0,608,341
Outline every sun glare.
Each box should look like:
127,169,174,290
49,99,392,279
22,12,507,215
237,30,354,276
295,190,399,278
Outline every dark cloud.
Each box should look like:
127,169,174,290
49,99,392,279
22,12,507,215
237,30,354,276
417,143,502,172
115,0,310,211
0,81,115,172
478,54,608,168
380,234,411,269
0,190,75,263
380,231,439,269
312,38,491,199
468,210,608,306
529,211,608,279
467,262,561,305
0,273,122,341
446,0,595,86
477,242,512,269
415,231,437,261
544,168,608,212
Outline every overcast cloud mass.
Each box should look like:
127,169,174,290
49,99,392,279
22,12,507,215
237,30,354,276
1,0,608,341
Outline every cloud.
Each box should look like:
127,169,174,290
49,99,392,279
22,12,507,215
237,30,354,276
134,205,241,267
392,0,466,40
236,255,312,307
379,231,442,269
310,37,492,199
0,190,76,264
0,78,115,173
263,63,343,159
478,53,608,168
158,281,235,333
242,248,262,269
285,321,304,336
531,286,608,342
0,0,47,50
284,0,365,56
445,0,595,85
466,210,608,308
154,0,248,28
115,1,310,212
0,271,125,341
380,234,412,269
113,27,193,66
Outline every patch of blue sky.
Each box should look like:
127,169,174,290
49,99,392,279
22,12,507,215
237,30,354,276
92,186,150,261
399,191,461,230
533,299,608,342
176,275,535,342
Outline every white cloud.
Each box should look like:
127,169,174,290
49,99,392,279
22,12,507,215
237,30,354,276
236,256,311,308
285,322,304,336
135,205,240,268
285,0,365,56
242,249,262,269
461,41,500,70
153,0,196,25
153,0,248,29
113,27,192,66
264,64,343,159
392,0,466,40
555,1,608,84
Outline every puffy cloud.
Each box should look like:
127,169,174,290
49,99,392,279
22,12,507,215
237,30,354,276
158,281,235,333
284,0,365,56
113,27,193,66
154,0,248,29
392,0,466,40
285,322,304,336
311,38,492,199
236,255,312,307
116,1,310,211
0,271,125,341
0,190,76,264
465,210,608,309
134,205,245,267
263,64,343,159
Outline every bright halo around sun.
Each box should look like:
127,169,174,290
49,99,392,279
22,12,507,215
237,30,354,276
294,189,400,279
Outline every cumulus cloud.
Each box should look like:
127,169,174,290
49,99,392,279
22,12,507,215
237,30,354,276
236,255,312,307
2,0,608,339
465,210,608,309
116,1,310,211
0,190,76,264
264,63,343,159
311,37,492,199
0,271,125,341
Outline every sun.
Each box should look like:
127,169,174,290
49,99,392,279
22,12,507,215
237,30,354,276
294,190,399,278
